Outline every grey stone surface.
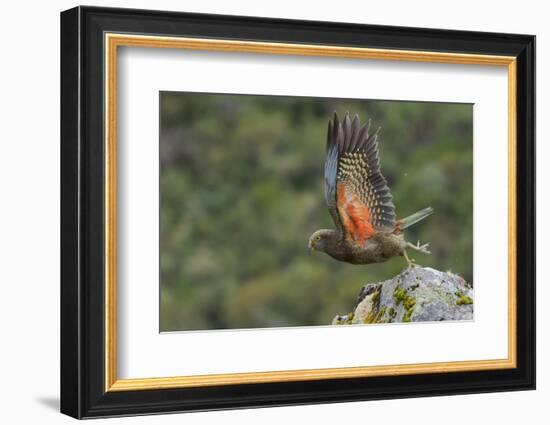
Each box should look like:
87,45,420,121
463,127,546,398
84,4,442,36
332,267,473,325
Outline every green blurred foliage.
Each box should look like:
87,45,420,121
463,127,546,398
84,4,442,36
159,92,473,331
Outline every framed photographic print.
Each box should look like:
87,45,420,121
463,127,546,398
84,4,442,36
60,6,535,419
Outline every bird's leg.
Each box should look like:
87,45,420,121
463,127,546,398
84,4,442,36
403,250,417,268
407,240,431,255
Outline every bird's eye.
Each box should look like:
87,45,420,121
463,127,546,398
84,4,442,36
316,236,321,241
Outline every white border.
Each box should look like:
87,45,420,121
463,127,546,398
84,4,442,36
117,47,508,379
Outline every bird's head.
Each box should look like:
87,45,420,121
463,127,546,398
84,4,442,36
308,229,338,255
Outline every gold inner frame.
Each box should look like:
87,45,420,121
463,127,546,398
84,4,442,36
104,33,517,392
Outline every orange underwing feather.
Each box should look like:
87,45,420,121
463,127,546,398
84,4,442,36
337,181,375,244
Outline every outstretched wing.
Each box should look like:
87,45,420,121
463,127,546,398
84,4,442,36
324,112,396,245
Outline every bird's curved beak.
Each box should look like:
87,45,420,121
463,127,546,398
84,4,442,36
308,243,314,256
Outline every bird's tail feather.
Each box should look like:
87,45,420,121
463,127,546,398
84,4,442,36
398,207,434,230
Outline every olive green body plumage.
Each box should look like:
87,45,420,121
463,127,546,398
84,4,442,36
309,229,407,265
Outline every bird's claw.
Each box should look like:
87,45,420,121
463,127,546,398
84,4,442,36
407,258,419,269
408,240,431,255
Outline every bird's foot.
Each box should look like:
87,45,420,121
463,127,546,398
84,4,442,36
406,259,419,269
403,250,419,269
407,240,431,255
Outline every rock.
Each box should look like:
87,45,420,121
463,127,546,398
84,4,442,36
332,267,473,325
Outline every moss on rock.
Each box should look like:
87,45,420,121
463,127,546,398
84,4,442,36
393,286,416,322
455,291,473,305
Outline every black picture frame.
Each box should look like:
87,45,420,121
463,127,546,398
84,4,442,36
60,5,535,419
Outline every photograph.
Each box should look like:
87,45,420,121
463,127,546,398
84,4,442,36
159,92,474,332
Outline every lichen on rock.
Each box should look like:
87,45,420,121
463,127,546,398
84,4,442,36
332,267,473,325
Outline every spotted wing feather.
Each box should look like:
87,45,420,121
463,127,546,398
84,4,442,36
326,112,396,244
